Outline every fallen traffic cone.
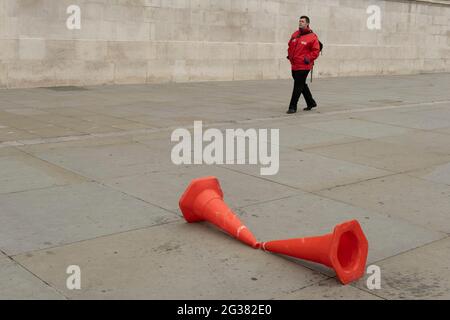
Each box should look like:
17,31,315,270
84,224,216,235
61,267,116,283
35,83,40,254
179,176,260,249
261,220,368,285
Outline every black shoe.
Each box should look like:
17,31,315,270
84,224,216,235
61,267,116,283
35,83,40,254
286,109,297,114
303,104,317,111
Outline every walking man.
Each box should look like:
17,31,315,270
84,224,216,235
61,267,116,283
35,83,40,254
286,16,321,114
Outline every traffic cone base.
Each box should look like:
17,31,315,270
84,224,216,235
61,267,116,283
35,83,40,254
179,176,223,223
327,220,368,285
262,220,368,285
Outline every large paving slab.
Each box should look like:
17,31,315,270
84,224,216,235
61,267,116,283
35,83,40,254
212,118,365,150
21,139,175,180
375,131,450,155
407,162,450,186
306,140,450,173
0,253,65,300
219,148,391,192
275,279,382,300
16,136,134,153
298,118,415,139
352,109,450,130
352,237,450,300
237,193,446,267
0,151,87,194
403,104,450,121
276,126,364,150
103,164,300,213
0,182,179,255
13,222,327,300
28,113,134,135
318,174,450,234
0,114,55,131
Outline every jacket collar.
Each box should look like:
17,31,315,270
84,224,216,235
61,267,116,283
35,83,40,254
299,26,312,35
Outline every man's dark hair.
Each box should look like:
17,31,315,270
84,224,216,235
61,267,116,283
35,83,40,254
300,16,310,24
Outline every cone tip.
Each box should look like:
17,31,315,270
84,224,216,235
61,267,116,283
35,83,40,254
237,227,260,249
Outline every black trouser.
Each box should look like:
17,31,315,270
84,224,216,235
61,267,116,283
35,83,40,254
289,70,316,111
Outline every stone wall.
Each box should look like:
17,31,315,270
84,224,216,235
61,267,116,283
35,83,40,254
0,0,449,88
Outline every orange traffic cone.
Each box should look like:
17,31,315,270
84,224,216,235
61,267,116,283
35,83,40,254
179,176,260,249
261,220,368,285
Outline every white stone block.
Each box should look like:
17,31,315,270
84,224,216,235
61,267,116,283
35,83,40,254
19,38,46,60
114,60,148,84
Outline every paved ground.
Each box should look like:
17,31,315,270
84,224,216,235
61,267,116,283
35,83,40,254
0,73,450,300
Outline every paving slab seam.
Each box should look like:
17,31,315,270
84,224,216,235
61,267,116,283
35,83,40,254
309,189,450,236
216,162,398,201
0,181,85,197
299,100,450,118
9,219,182,260
0,181,88,196
280,279,333,297
83,167,179,182
348,283,389,300
200,99,450,126
311,163,450,192
268,266,386,300
304,144,450,174
282,277,387,300
0,128,161,148
298,137,375,152
297,122,429,141
314,165,450,193
2,100,449,149
15,145,183,218
312,172,401,193
349,116,450,136
215,164,316,195
0,112,440,148
3,254,69,300
0,249,11,260
263,254,338,287
350,235,450,298
94,180,182,219
13,265,69,300
403,171,450,188
268,278,334,300
6,146,96,182
237,194,302,210
304,276,388,300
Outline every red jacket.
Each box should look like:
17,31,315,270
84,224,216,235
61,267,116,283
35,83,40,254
287,27,321,71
